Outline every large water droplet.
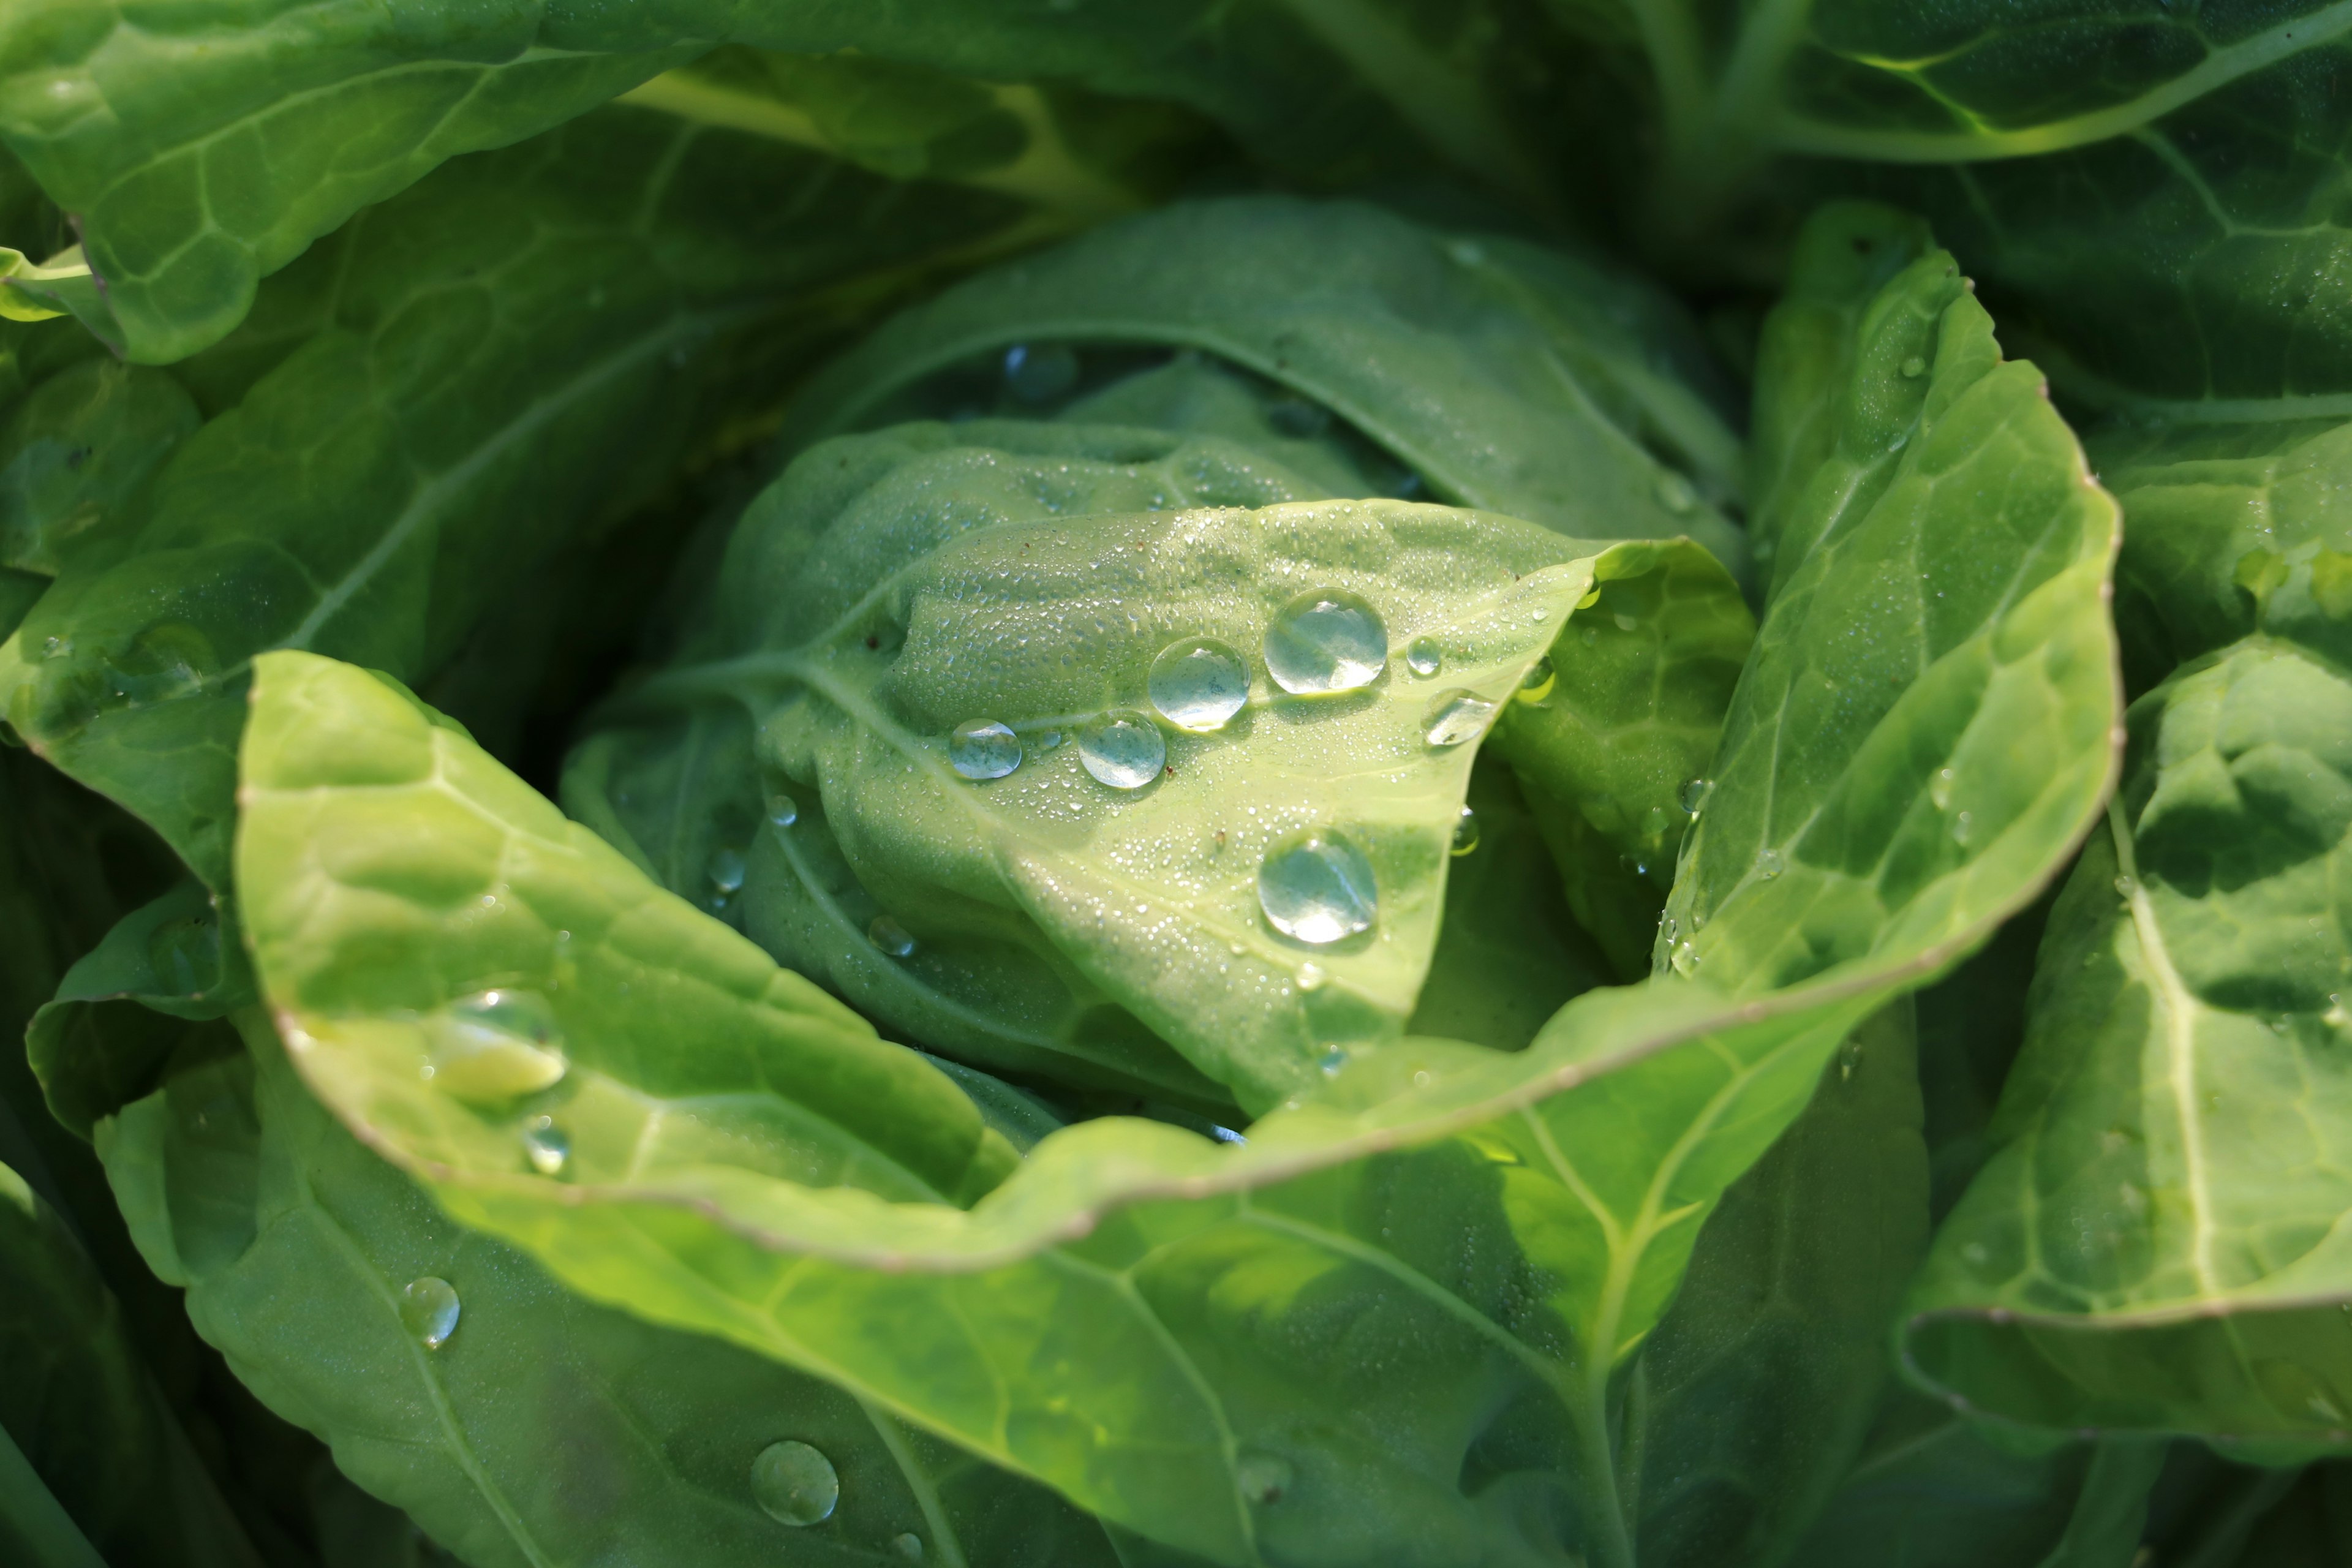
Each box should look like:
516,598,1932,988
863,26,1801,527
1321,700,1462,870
520,1115,569,1177
1002,342,1077,404
1237,1453,1294,1506
891,1535,924,1561
1516,656,1555,705
1079,711,1165,788
766,794,799,829
1265,589,1386,695
1422,689,1498,749
1680,778,1713,816
706,846,747,894
869,916,917,959
1404,636,1442,678
751,1441,839,1527
400,1277,459,1349
1257,830,1378,945
428,990,567,1104
1670,941,1700,976
1450,806,1480,857
948,719,1022,780
1148,638,1250,731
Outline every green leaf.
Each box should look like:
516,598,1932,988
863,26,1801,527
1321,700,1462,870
1,358,199,578
0,1157,265,1568
0,102,1038,889
96,1031,1117,1568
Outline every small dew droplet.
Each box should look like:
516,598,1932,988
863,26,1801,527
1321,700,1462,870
1516,656,1555,705
1670,941,1700,976
766,794,799,829
1257,829,1378,945
751,1440,839,1527
1079,711,1166,788
2114,874,2139,900
1951,810,1975,846
400,1277,460,1349
1036,730,1063,751
1295,962,1327,992
1450,806,1479,857
1679,778,1713,816
1404,636,1443,678
1755,848,1785,881
428,990,568,1104
1265,588,1387,694
1317,1046,1348,1077
891,1535,924,1562
1422,688,1499,748
706,846,747,894
869,916,917,959
948,719,1022,780
521,1115,569,1177
1931,766,1956,810
1901,355,1928,379
1237,1453,1294,1506
1148,637,1250,731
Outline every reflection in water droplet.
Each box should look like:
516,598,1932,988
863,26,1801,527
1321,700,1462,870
428,990,568,1104
521,1115,569,1177
1265,589,1387,694
1295,962,1327,992
1422,689,1498,748
869,916,918,959
1149,638,1250,731
1079,712,1165,788
1237,1453,1294,1505
1404,636,1443,678
1654,471,1696,513
948,719,1022,780
707,846,747,894
891,1535,924,1562
1002,343,1077,404
1901,355,1928,379
1755,848,1784,881
400,1277,460,1349
1931,766,1956,810
767,794,799,829
1516,657,1555,704
2114,874,2139,900
1951,810,1974,846
1450,807,1479,858
1670,941,1700,976
751,1441,839,1527
1257,830,1378,945
1679,778,1713,816
1317,1047,1348,1077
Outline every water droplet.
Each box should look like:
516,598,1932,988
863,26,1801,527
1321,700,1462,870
1516,657,1555,705
1613,612,1640,632
1951,810,1975,846
1579,625,1598,647
1264,588,1386,694
399,1277,460,1349
1839,1040,1863,1080
1901,355,1927,379
1679,778,1713,816
1002,342,1077,404
891,1535,924,1562
1295,962,1327,992
706,846,747,894
1257,829,1378,945
1237,1453,1294,1505
1755,848,1784,881
948,719,1022,780
2114,874,2139,900
41,635,70,658
766,794,799,829
1422,689,1498,748
1450,807,1479,858
1317,1046,1348,1076
751,1441,839,1527
1404,636,1443,678
1079,711,1165,788
1670,941,1700,976
1654,470,1696,513
1148,637,1250,731
520,1115,569,1177
1036,730,1063,751
428,990,568,1104
1931,766,1956,810
869,916,917,958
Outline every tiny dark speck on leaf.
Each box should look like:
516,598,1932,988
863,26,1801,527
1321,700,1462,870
864,634,880,650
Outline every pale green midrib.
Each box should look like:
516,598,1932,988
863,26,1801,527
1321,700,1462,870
1760,0,2352,164
855,1396,972,1568
289,1169,558,1568
2106,801,2221,1297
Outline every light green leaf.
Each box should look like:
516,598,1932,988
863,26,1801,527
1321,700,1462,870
96,1035,1117,1568
0,103,1039,889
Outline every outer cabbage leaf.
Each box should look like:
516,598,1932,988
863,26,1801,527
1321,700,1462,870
228,202,2119,1567
0,104,1035,891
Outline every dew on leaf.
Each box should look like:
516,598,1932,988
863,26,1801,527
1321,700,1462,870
1422,689,1498,748
1901,355,1928,378
949,719,1022,780
751,1441,839,1526
1450,806,1480,857
1002,342,1077,403
1951,810,1975,846
1670,941,1700,976
520,1115,569,1177
399,1277,460,1349
1079,711,1165,788
1295,962,1327,992
766,794,799,829
891,1535,924,1561
1317,1046,1348,1076
1755,848,1784,881
1257,829,1378,945
1654,470,1695,513
1516,656,1555,704
1148,638,1250,731
706,846,747,894
1237,1453,1294,1505
427,990,568,1104
1404,636,1443,677
1265,588,1386,694
2114,874,2139,899
869,916,917,959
